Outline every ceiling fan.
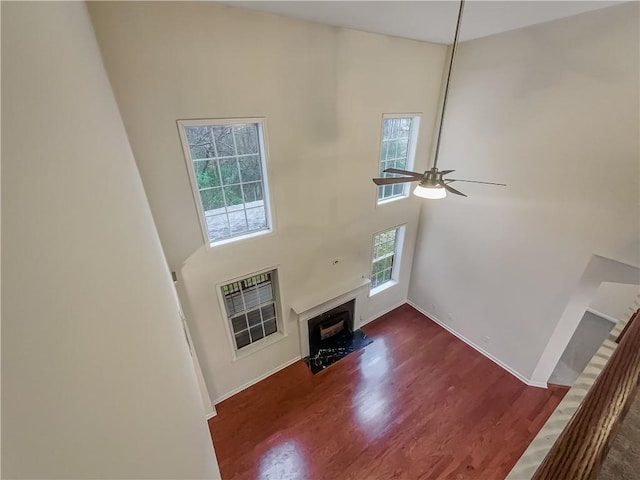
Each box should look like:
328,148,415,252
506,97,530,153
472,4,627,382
372,0,506,199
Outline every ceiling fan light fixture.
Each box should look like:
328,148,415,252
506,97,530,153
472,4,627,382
370,1,505,199
414,184,447,199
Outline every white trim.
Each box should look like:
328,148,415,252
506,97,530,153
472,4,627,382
212,355,301,405
523,379,549,389
211,301,407,406
586,307,619,324
369,224,406,295
296,284,369,358
360,299,408,328
206,409,217,420
215,265,286,361
375,113,422,206
233,331,287,361
406,301,546,389
206,227,272,248
176,117,275,249
369,279,398,297
382,112,424,119
377,195,409,207
529,255,640,386
173,279,217,420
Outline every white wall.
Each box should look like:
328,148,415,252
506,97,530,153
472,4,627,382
530,255,639,384
589,282,640,321
88,2,447,401
409,3,639,382
1,2,219,477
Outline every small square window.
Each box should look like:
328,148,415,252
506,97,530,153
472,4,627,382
178,119,272,246
377,115,420,204
370,226,405,293
221,270,280,351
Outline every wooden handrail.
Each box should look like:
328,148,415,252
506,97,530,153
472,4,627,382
532,309,640,480
616,308,639,344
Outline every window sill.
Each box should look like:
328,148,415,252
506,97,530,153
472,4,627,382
232,331,286,361
209,227,272,249
376,195,409,207
369,280,398,297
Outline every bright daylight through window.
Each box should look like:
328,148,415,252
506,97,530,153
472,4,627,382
179,119,271,245
377,116,420,203
371,227,402,291
221,271,279,350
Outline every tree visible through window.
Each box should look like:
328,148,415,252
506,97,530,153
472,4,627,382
378,116,420,203
179,119,271,245
371,227,400,289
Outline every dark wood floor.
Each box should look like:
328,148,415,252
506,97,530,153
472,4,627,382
209,304,567,479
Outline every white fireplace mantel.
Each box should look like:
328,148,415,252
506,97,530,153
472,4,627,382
293,276,370,358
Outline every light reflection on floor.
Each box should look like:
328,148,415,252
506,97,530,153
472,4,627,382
211,305,569,479
358,338,390,379
354,339,394,439
257,440,307,480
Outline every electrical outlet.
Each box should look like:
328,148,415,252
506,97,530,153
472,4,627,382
483,335,490,344
447,312,453,320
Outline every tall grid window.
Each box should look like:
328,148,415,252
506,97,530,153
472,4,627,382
371,227,401,290
221,271,279,350
377,116,420,203
179,119,271,245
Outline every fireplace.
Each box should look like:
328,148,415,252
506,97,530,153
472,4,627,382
305,299,371,374
292,278,372,373
308,299,355,347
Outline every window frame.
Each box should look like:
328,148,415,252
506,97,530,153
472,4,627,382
177,117,275,248
369,225,406,296
216,266,286,360
376,113,421,206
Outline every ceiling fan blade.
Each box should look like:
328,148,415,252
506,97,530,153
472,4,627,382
439,169,455,176
383,168,423,178
443,183,467,197
447,178,507,186
372,177,418,185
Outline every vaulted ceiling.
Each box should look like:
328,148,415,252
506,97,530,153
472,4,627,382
226,1,623,44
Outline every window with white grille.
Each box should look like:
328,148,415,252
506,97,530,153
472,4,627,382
221,271,279,350
377,115,420,203
370,226,405,293
178,118,272,246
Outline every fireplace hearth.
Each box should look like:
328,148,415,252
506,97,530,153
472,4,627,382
304,299,372,374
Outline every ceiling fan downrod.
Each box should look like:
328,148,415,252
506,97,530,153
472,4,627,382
432,0,465,171
371,0,506,199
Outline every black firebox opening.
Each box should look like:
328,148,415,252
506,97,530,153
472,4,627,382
308,300,354,347
304,299,372,374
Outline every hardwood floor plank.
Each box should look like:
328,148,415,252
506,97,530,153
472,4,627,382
209,304,566,479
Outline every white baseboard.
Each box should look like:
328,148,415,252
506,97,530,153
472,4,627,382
210,301,408,406
586,307,620,324
359,299,408,328
206,409,217,419
406,301,546,389
212,355,302,405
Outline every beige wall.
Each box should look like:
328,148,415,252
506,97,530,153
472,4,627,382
88,2,447,402
1,2,219,477
590,282,640,321
409,3,640,382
